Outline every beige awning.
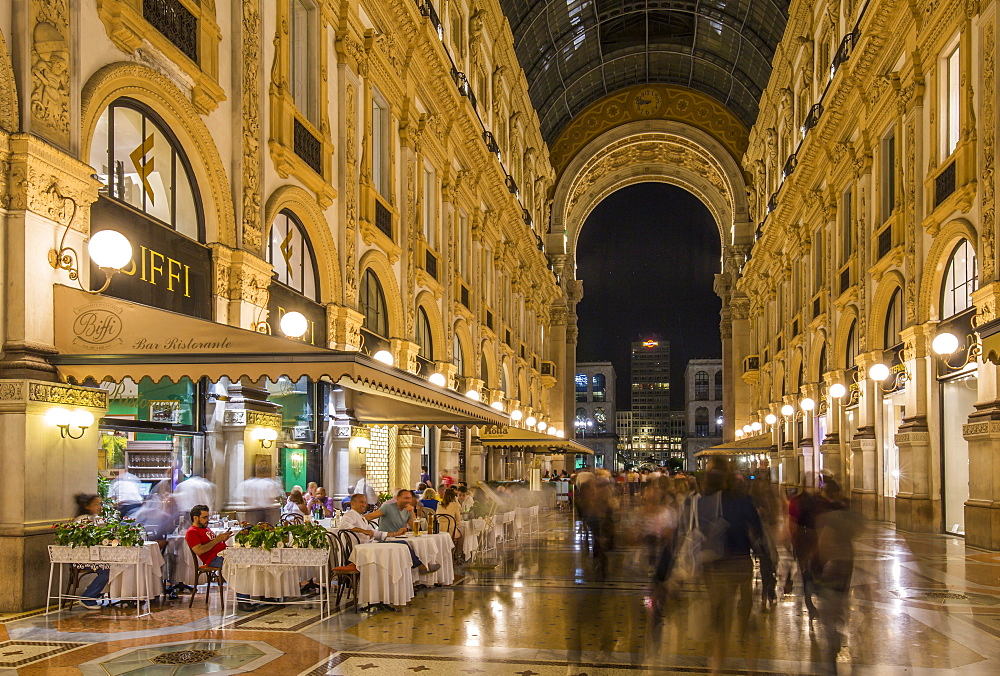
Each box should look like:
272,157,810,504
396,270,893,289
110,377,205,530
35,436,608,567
479,426,595,455
694,434,775,457
51,285,509,426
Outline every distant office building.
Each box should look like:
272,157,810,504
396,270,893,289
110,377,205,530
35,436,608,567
630,339,672,463
615,410,634,461
574,362,617,469
684,359,724,469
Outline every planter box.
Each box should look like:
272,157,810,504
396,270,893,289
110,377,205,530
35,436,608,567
48,545,146,565
224,546,329,566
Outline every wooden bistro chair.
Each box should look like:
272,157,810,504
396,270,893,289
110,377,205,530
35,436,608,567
432,513,457,536
280,512,305,525
187,545,225,608
328,531,360,607
62,566,100,610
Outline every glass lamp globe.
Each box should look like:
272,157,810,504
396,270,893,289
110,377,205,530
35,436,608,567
428,373,447,387
525,416,537,427
71,410,95,429
537,421,548,431
829,383,847,399
465,389,481,401
89,230,133,269
800,397,816,412
742,424,752,434
279,311,308,338
490,400,504,410
555,429,564,438
511,409,523,421
868,363,891,381
47,407,72,427
750,421,762,432
932,332,960,356
735,428,744,438
780,404,794,416
373,350,394,365
765,413,777,425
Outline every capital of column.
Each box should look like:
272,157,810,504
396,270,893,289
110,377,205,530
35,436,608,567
327,304,364,351
390,338,421,373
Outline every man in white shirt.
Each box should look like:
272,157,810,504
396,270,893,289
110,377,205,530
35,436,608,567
339,494,387,543
456,486,475,516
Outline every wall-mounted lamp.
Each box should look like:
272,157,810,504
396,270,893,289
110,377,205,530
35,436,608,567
525,415,537,427
251,427,278,448
279,311,308,339
868,360,909,391
490,400,505,411
50,222,133,294
933,331,982,371
466,389,481,401
780,404,794,417
290,451,304,474
764,413,777,425
800,397,816,412
735,428,745,438
555,429,564,438
349,425,372,453
828,383,847,399
537,420,548,431
47,407,95,439
511,409,524,422
373,350,394,366
428,372,447,387
750,421,762,433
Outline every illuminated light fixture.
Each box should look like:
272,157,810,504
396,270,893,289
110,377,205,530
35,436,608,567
251,427,278,448
765,413,777,425
50,225,134,294
780,404,794,417
932,332,961,356
735,428,744,438
525,416,537,427
511,409,523,421
349,425,371,452
829,383,847,399
800,397,816,412
465,389,481,401
279,311,308,339
373,350,394,365
490,400,505,411
537,421,548,431
750,421,762,432
555,429,564,438
868,363,891,381
742,424,752,435
48,407,95,439
642,340,659,348
428,372,447,387
290,451,304,473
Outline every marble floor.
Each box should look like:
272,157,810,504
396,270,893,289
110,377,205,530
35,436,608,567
2,510,1000,675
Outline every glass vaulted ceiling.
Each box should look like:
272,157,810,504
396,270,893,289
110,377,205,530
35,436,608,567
499,0,791,142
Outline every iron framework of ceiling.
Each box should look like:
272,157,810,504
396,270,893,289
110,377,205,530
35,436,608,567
497,0,791,142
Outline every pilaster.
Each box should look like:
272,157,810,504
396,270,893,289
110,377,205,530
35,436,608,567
327,304,364,351
395,425,424,492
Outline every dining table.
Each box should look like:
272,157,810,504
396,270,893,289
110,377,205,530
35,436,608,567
106,542,165,603
386,532,454,586
349,541,415,608
456,518,485,559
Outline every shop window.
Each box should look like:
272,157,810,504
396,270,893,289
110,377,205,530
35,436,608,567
265,376,315,443
941,239,978,319
694,371,709,400
714,370,723,399
695,407,709,436
360,268,388,338
885,288,903,348
453,334,465,377
575,407,590,431
416,306,433,360
267,210,319,301
90,98,203,241
592,373,606,402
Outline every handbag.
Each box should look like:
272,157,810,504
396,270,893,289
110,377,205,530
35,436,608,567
669,495,703,583
698,492,729,565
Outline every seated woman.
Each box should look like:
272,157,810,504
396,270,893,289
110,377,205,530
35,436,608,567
419,488,439,513
283,488,307,517
73,493,111,609
435,488,464,551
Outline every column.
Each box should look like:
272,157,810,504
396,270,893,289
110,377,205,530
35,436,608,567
819,370,846,484
799,384,820,487
894,324,938,532
325,388,362,499
852,352,881,520
437,426,461,485
726,295,752,442
467,429,485,484
779,395,799,491
219,380,282,516
395,425,424,492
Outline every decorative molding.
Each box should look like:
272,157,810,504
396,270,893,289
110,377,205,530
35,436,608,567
241,0,263,252
247,410,282,428
30,0,71,147
0,27,17,132
27,382,107,408
982,20,996,281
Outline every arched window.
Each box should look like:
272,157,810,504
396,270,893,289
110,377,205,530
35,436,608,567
695,407,709,436
267,210,319,300
575,407,590,430
592,373,606,402
885,288,903,348
818,344,828,379
575,373,588,402
415,307,433,359
501,365,510,397
941,239,978,319
694,371,709,400
90,98,203,241
480,352,490,387
714,370,723,399
359,269,388,337
594,407,607,433
714,406,724,435
845,319,858,368
453,334,465,377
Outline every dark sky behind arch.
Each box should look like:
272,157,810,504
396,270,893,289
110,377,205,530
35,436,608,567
575,182,722,409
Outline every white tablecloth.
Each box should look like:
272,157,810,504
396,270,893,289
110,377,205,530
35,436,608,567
165,535,196,586
456,519,485,558
350,542,414,607
388,533,454,585
106,542,164,601
221,560,302,599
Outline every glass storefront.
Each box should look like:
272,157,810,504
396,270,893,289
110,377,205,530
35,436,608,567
941,374,976,535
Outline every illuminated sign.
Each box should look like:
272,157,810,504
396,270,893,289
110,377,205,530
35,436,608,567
642,340,659,348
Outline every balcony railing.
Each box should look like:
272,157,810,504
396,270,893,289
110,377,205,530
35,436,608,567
840,267,851,295
143,0,198,63
374,198,392,239
832,28,860,74
293,118,322,175
483,131,499,155
505,175,518,195
424,249,438,280
935,161,956,208
877,226,893,260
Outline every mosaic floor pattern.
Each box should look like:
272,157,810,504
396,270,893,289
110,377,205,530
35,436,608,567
2,510,1000,675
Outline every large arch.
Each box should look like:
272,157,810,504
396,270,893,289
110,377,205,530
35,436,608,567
453,319,474,377
551,118,751,265
414,290,446,362
807,330,829,383
835,306,860,370
868,272,907,350
263,185,342,305
81,63,236,247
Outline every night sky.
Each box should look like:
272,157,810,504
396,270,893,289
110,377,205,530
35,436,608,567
575,183,722,409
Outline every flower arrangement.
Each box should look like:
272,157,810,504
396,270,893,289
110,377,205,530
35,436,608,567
376,491,393,505
52,519,145,547
232,521,329,550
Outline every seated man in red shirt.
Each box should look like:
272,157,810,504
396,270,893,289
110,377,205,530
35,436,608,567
185,504,231,569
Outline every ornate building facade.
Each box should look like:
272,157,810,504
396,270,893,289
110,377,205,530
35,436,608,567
732,0,1000,548
0,0,571,610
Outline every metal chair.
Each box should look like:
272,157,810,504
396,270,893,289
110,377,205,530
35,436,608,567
328,531,360,607
432,513,457,536
187,545,225,608
280,512,305,525
62,566,100,610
